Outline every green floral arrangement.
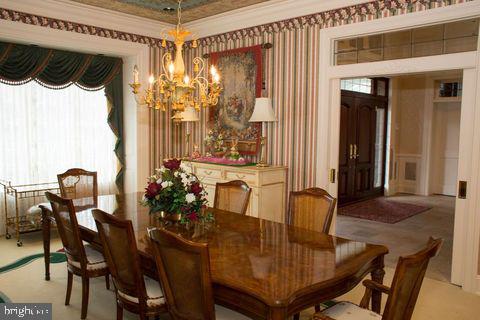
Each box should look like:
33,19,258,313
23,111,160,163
142,159,210,223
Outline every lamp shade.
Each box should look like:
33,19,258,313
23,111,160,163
180,106,200,122
249,98,276,122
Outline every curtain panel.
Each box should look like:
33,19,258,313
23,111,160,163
0,41,124,191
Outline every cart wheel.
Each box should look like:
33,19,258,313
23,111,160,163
17,241,23,247
5,233,11,239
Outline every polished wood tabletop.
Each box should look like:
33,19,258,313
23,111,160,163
41,193,388,320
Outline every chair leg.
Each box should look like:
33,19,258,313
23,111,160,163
65,270,73,306
81,277,90,319
293,313,300,320
116,303,123,320
315,304,321,312
139,313,147,320
105,274,110,290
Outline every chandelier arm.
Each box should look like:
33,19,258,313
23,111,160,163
192,57,206,78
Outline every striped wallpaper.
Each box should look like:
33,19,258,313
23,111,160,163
150,24,321,193
148,0,471,193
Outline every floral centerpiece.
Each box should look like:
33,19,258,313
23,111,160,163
142,158,210,223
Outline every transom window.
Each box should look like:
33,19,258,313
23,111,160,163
334,18,479,65
341,78,373,94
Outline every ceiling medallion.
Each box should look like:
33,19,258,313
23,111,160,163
129,0,222,122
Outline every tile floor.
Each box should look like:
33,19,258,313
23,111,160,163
337,194,455,282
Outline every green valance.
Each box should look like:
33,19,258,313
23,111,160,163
0,41,122,90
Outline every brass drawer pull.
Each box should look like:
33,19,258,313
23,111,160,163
204,171,212,175
236,174,246,179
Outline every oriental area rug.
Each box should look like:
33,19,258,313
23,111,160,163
338,197,431,224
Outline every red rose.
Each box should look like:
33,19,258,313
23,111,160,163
187,212,199,221
163,158,181,170
145,182,161,199
190,182,203,196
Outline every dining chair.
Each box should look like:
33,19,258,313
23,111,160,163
313,237,443,320
148,227,250,320
213,180,251,215
92,209,167,320
57,168,98,199
287,187,337,320
287,187,337,234
44,192,109,320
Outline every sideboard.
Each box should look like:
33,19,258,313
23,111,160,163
185,161,288,223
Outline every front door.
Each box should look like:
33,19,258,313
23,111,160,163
338,78,388,206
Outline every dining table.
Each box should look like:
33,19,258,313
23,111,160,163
40,192,388,320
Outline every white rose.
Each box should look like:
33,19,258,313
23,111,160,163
185,193,196,203
180,163,189,171
161,181,173,188
156,177,162,184
174,171,180,177
156,166,167,173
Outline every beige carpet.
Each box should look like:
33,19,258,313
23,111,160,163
1,235,480,319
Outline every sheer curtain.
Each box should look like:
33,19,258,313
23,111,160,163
0,82,117,234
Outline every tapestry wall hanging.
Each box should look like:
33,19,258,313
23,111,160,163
208,45,262,155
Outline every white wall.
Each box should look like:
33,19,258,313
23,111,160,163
431,102,461,196
392,75,427,194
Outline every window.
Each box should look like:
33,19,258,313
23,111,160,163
334,18,479,65
0,82,117,191
341,78,373,94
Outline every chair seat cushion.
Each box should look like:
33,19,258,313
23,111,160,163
215,305,251,319
68,244,107,271
117,276,166,308
320,301,382,320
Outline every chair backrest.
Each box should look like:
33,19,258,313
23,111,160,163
92,209,148,306
213,180,251,215
382,237,443,320
45,191,87,268
286,187,337,233
57,168,98,199
149,228,215,320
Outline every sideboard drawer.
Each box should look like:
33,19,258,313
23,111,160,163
224,170,258,186
195,167,222,180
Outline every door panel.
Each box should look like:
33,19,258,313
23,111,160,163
338,96,356,203
354,101,377,198
338,81,388,206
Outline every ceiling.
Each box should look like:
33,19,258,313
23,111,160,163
70,0,271,24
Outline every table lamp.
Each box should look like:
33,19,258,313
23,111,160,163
249,98,276,167
180,106,200,158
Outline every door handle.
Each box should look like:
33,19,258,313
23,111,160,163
349,144,354,159
458,181,467,199
353,144,359,159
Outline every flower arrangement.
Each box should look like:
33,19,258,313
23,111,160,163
142,158,210,223
204,129,227,156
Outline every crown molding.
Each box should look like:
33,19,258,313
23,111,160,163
0,0,173,39
184,0,368,38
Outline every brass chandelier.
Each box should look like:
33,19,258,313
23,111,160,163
129,0,221,120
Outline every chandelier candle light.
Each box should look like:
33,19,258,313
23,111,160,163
129,0,221,121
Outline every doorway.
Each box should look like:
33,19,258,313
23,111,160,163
338,78,388,206
336,72,462,282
